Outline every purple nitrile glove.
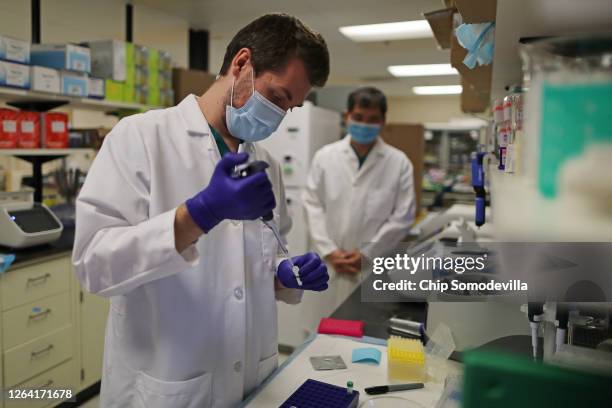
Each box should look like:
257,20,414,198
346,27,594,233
186,152,276,233
277,252,329,291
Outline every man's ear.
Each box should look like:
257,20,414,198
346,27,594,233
230,48,252,77
343,111,350,124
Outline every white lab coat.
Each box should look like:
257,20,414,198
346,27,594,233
73,95,301,408
302,135,415,311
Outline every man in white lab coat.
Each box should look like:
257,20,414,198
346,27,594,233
303,87,416,309
73,14,330,407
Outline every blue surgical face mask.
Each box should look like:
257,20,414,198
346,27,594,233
225,69,286,142
348,121,381,145
455,22,495,69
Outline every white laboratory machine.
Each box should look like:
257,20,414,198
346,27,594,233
260,101,341,348
0,190,63,248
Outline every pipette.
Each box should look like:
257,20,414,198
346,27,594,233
232,160,301,286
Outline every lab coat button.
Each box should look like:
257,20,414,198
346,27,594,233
234,287,244,300
234,361,243,372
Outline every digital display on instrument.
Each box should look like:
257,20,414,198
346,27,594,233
8,205,61,233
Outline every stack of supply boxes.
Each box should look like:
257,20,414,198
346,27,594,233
0,35,31,149
102,41,172,107
31,43,92,98
0,35,30,90
0,35,70,149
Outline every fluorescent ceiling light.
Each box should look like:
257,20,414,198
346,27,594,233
339,20,432,42
412,85,463,95
388,64,458,77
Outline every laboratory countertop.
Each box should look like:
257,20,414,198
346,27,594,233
331,274,427,340
331,273,537,360
1,227,75,269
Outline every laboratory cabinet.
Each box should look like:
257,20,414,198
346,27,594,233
0,254,108,407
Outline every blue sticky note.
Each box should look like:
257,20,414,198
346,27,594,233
352,347,381,365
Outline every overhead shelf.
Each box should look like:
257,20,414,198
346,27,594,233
491,0,612,99
0,86,163,112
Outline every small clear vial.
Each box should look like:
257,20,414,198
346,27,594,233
347,380,353,395
292,264,302,286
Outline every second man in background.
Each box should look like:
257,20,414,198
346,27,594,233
303,87,416,310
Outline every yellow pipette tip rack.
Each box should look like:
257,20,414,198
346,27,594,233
387,336,426,382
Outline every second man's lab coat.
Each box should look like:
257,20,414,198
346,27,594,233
73,95,300,408
302,135,415,310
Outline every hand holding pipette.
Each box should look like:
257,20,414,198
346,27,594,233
277,253,329,291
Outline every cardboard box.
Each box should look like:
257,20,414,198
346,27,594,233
424,8,455,50
0,35,30,64
42,112,69,148
0,109,19,148
31,66,61,93
61,71,89,97
147,86,160,106
159,72,172,91
105,79,123,101
450,34,492,90
159,50,172,72
134,45,149,66
0,61,30,89
172,68,216,104
17,111,41,148
455,0,497,23
134,86,147,105
122,83,135,103
381,124,425,217
148,48,159,73
88,77,105,99
461,79,489,113
161,89,174,107
88,40,126,81
31,43,91,73
135,66,148,87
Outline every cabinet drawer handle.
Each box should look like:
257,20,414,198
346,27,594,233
31,344,54,358
28,308,52,321
26,273,51,286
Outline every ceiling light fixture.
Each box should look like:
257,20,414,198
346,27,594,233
339,20,432,42
412,85,463,95
388,64,458,77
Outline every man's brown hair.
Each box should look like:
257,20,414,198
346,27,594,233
219,13,330,87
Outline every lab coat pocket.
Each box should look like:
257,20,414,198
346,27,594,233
256,352,279,386
366,188,396,223
134,370,212,408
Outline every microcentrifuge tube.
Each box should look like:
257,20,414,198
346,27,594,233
347,381,354,395
292,264,302,286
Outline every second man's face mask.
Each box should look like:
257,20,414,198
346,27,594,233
348,120,381,145
225,68,286,142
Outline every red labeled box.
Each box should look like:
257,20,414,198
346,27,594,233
42,112,69,148
18,111,41,148
0,108,19,149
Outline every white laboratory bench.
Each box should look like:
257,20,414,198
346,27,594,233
243,334,461,407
